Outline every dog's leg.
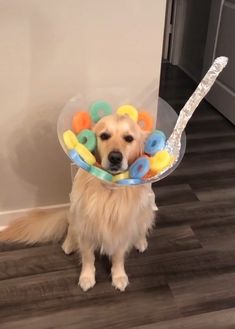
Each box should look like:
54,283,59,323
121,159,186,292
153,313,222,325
62,225,77,255
148,184,158,211
111,249,129,292
79,244,96,291
135,236,148,253
135,206,155,253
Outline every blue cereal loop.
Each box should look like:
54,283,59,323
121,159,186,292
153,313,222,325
69,149,91,171
117,178,142,185
129,157,150,178
144,131,166,156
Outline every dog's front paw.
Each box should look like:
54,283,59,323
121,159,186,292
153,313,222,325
135,238,148,253
112,275,129,292
79,275,96,291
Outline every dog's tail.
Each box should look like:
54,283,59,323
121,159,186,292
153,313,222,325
0,208,68,244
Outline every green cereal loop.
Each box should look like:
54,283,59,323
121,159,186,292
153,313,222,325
90,101,112,123
77,129,96,151
90,166,113,182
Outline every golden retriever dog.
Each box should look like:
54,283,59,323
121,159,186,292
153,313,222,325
0,114,155,291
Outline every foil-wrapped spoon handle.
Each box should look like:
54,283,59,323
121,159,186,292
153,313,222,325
165,56,228,159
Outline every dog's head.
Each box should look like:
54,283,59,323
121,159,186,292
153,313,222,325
93,114,148,174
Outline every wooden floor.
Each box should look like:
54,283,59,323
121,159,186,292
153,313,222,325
1,64,235,329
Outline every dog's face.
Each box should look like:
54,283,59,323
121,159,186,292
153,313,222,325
93,114,147,174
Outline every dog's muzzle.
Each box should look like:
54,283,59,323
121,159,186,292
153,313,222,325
108,151,123,171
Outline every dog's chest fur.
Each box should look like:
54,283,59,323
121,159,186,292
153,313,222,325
69,170,153,255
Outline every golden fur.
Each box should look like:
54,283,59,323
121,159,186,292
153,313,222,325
0,114,155,291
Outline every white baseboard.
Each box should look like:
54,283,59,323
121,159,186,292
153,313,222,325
0,203,69,230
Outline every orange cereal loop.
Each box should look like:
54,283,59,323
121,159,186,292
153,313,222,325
72,111,91,134
138,112,153,131
143,170,157,179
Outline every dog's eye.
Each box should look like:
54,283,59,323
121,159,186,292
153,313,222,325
124,135,134,143
100,132,111,141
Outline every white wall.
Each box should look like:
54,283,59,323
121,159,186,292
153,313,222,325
0,0,166,212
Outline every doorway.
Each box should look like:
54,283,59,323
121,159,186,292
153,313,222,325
162,0,235,124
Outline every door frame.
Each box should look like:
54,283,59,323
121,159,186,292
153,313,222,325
202,0,235,124
202,0,224,74
168,0,187,65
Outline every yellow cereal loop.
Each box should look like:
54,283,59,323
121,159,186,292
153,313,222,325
75,143,96,165
112,171,129,182
63,130,78,150
149,150,171,173
117,105,138,122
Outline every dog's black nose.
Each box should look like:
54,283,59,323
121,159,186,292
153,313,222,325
108,151,123,165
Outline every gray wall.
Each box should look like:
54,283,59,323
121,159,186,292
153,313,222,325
203,0,235,124
172,0,212,81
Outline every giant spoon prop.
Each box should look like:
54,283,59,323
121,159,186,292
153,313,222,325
57,56,228,185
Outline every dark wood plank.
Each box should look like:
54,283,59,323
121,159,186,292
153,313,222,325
0,240,59,253
186,135,235,154
145,225,202,255
153,183,199,206
191,176,235,202
0,244,77,280
0,270,171,322
193,223,235,250
0,286,180,328
129,307,235,329
173,151,235,178
186,119,235,138
126,249,235,281
0,225,201,323
156,200,235,228
170,272,235,316
0,224,202,324
154,151,235,187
